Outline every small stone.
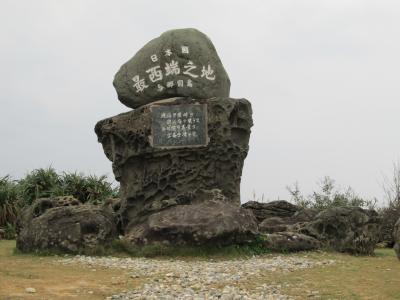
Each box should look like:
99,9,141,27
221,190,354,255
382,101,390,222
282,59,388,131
25,287,36,293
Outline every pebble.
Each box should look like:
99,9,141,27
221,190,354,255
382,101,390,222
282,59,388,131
25,287,36,293
60,254,335,299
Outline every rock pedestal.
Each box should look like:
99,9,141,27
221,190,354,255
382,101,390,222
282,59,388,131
95,97,257,244
95,28,257,246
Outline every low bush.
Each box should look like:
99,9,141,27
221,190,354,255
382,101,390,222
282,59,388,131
287,176,376,210
0,176,21,228
0,168,119,233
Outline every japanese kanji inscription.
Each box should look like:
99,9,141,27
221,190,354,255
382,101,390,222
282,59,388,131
151,104,208,148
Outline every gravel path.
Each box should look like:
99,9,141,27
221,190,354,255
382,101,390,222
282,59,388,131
60,254,335,299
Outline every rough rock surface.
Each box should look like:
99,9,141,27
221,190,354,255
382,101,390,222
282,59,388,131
114,28,230,109
263,232,322,252
379,206,400,247
299,206,381,255
16,196,117,253
242,200,300,223
259,217,290,233
291,208,319,223
124,198,259,246
95,97,252,234
394,217,400,260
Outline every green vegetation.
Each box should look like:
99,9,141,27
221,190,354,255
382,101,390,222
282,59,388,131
287,176,377,210
18,167,61,205
0,176,21,229
55,172,118,205
0,167,118,238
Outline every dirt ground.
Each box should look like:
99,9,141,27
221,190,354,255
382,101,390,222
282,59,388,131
0,240,140,300
1,240,400,300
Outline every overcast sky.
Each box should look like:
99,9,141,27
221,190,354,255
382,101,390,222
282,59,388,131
1,1,399,204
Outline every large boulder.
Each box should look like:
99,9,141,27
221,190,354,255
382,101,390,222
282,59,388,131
124,197,258,246
16,196,117,253
242,200,300,223
114,28,230,109
259,217,289,233
379,206,400,247
299,207,381,255
394,217,400,260
263,232,321,252
95,97,252,232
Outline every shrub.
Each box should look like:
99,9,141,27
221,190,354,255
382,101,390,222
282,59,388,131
16,167,118,206
18,167,61,206
0,176,21,227
287,176,376,210
57,172,118,204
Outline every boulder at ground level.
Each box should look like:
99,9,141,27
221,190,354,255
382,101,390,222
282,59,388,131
263,232,321,252
394,218,400,260
242,200,300,223
124,199,259,246
259,217,289,233
16,197,117,254
299,206,381,255
379,206,400,247
291,208,319,223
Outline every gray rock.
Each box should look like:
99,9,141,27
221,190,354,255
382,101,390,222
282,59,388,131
113,28,230,109
263,232,321,252
292,208,319,223
124,197,258,246
242,200,300,223
379,206,400,247
259,217,289,233
16,197,117,254
95,97,252,232
299,206,381,255
394,217,400,260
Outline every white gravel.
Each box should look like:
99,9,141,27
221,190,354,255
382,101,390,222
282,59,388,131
60,254,335,299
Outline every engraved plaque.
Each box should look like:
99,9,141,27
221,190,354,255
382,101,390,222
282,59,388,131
151,104,208,148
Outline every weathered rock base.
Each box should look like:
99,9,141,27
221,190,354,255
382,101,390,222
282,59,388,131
124,191,259,247
95,97,253,239
16,196,117,254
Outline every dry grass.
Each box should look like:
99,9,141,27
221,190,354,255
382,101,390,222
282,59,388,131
1,240,399,299
241,249,400,299
0,240,141,299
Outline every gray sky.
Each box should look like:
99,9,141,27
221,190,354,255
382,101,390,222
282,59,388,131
1,0,399,204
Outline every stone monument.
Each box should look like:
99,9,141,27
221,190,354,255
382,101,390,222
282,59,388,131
95,28,258,246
